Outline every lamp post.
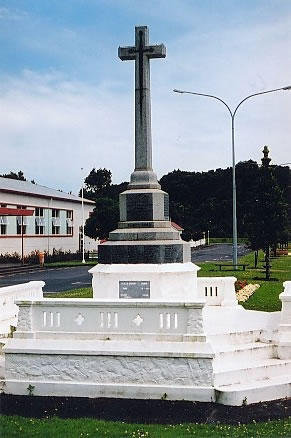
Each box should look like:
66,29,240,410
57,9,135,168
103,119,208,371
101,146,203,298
173,85,291,267
81,168,86,264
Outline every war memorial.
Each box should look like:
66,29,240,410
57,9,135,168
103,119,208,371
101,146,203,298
1,26,291,406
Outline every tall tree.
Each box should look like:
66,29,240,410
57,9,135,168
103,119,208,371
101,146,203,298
244,147,289,279
81,168,112,201
82,168,128,239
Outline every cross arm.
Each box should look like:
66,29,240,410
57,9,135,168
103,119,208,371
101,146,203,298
118,46,136,61
147,44,166,58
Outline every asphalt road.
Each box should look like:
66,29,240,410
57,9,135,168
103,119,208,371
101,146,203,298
0,265,92,293
191,243,250,263
0,244,250,292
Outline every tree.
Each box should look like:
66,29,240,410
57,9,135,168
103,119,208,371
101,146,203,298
82,168,128,239
84,198,119,240
81,168,112,200
244,147,289,279
0,170,26,181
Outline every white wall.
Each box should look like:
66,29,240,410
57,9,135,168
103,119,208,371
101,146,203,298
0,191,95,255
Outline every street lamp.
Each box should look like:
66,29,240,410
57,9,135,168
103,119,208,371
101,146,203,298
173,85,291,267
81,168,86,264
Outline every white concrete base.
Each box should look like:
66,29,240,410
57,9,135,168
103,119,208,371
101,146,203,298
2,279,291,406
90,263,200,301
4,380,215,402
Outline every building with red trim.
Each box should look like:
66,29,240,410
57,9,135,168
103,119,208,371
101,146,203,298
0,177,96,256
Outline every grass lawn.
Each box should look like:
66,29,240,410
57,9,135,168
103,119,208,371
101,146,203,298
44,260,97,268
44,287,93,298
1,415,291,437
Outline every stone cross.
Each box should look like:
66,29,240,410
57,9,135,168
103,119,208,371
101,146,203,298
118,26,166,172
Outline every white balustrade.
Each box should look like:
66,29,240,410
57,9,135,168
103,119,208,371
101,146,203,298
0,281,44,335
197,277,238,307
14,299,205,340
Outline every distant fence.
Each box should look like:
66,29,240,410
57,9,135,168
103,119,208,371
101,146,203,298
190,238,206,248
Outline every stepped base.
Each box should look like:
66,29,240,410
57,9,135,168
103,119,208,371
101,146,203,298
3,380,215,402
216,375,291,406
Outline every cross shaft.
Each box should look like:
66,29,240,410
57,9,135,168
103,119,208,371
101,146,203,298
118,26,166,173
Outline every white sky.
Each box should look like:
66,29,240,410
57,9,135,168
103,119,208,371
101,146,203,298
0,0,290,194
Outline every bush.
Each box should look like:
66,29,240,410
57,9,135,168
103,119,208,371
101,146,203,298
0,252,21,264
0,249,86,265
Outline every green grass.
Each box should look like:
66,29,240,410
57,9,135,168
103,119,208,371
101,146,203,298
1,415,291,437
44,287,93,298
198,250,290,312
44,260,97,268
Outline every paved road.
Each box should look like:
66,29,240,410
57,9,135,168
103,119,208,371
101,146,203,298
0,244,250,292
191,243,250,263
0,266,93,293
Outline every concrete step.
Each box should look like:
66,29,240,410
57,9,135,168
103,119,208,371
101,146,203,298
213,342,275,368
214,358,291,386
208,329,262,346
215,374,291,406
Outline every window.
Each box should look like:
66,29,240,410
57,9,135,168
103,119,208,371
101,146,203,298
0,216,8,235
35,217,45,234
52,209,60,218
16,215,28,234
52,209,60,234
0,216,8,225
0,224,7,235
35,208,45,234
66,210,73,234
35,207,44,217
17,223,27,235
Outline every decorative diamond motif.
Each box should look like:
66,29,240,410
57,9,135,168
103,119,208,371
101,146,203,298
74,313,85,326
133,314,144,327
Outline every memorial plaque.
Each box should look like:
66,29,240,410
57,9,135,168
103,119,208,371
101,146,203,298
126,193,153,221
164,193,169,220
119,281,150,299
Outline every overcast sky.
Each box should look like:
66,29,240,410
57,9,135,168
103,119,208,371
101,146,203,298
0,0,290,195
